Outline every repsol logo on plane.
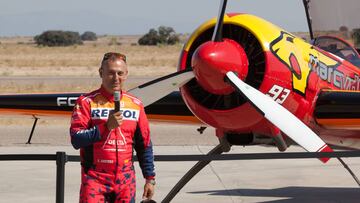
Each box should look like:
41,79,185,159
309,54,360,90
91,108,139,121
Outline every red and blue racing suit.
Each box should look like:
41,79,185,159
70,86,155,203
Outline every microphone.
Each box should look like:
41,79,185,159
114,91,121,112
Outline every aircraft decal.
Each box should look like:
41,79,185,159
266,85,290,104
309,53,360,90
57,96,77,106
270,31,311,95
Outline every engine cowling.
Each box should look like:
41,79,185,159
178,15,266,131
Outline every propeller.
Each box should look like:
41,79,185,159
128,70,194,107
225,71,333,163
212,0,228,42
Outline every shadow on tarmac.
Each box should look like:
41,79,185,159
189,186,360,202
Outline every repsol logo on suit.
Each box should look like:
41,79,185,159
91,108,139,121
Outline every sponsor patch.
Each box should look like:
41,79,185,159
91,108,139,121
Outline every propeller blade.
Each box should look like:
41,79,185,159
128,70,194,107
225,71,332,163
212,0,228,42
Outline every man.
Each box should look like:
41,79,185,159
70,52,155,203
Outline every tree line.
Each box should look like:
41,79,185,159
34,26,180,47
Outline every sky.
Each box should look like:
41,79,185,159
0,0,308,37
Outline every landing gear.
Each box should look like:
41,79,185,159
337,157,360,187
272,133,288,152
219,134,231,152
26,116,39,144
161,144,224,203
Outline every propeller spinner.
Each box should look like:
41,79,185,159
192,38,248,95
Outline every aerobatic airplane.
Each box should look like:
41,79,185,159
1,0,360,201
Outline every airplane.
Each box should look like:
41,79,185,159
1,0,360,202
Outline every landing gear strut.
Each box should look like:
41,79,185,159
337,157,360,186
26,116,39,144
161,144,224,203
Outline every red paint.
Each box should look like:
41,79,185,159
289,54,301,77
191,39,248,95
179,50,188,70
318,145,333,163
181,86,264,131
226,13,241,18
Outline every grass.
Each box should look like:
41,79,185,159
0,36,184,93
0,35,183,77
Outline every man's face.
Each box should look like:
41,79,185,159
100,59,128,94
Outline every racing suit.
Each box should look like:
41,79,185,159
70,86,155,203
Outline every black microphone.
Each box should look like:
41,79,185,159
114,91,121,112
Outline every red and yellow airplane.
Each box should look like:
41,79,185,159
1,0,360,201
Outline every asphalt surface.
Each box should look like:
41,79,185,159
1,123,360,203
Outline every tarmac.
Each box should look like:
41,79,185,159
0,119,360,202
1,144,360,203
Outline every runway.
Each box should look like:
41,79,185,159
0,143,359,202
0,101,359,202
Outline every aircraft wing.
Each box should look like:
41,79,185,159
315,90,360,129
0,92,201,124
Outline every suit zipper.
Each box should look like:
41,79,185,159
115,127,119,177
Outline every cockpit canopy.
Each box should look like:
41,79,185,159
312,36,360,67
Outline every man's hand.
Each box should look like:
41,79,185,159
106,111,123,130
142,182,155,200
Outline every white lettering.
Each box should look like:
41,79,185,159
91,108,139,120
266,85,291,104
97,159,114,164
57,96,78,106
57,97,67,106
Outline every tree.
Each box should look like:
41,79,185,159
352,28,360,48
138,28,159,45
339,26,349,32
339,26,349,39
34,30,83,47
81,31,97,41
138,26,180,45
158,26,180,45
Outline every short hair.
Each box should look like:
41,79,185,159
100,52,127,68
